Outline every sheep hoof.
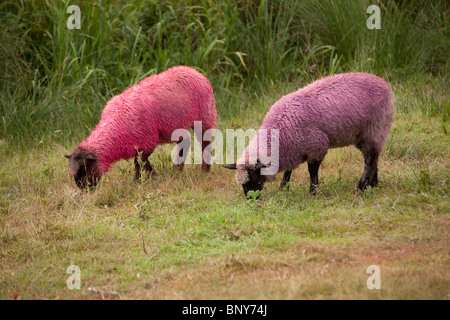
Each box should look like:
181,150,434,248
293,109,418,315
309,185,318,195
172,163,184,172
279,182,290,191
358,178,378,191
135,170,156,182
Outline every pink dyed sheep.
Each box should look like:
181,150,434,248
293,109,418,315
224,72,394,197
65,66,217,188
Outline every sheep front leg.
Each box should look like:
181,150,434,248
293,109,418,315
279,170,292,190
134,154,154,180
134,156,141,180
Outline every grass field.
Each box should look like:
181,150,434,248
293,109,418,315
0,0,449,299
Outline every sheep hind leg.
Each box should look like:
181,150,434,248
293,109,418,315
308,160,322,194
200,140,211,172
279,170,292,190
357,147,379,191
192,126,212,172
200,131,212,172
172,141,186,172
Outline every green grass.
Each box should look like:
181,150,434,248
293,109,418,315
0,0,449,299
0,81,449,299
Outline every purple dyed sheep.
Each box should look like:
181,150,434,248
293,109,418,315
224,72,394,197
65,66,217,189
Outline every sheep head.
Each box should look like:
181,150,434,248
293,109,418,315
223,161,267,199
65,148,102,189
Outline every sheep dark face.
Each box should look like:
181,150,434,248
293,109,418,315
241,168,267,198
65,148,102,189
223,161,267,199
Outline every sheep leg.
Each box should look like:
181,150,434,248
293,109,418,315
358,148,379,190
308,160,322,194
201,140,212,172
134,156,142,180
172,132,192,171
143,160,154,175
173,141,186,172
279,170,292,190
134,154,154,180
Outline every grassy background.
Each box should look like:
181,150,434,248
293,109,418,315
0,0,449,299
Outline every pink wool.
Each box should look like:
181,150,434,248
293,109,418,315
237,72,394,181
79,66,217,173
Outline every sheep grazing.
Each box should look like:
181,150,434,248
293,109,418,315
223,72,394,198
65,66,217,189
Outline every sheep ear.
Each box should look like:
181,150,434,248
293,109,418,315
86,153,96,161
64,154,71,159
222,164,237,170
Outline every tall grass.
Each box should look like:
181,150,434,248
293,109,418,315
0,0,448,148
299,0,449,76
